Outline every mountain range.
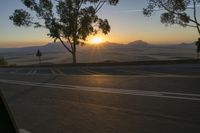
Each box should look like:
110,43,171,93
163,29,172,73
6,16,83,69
0,40,195,55
0,40,196,65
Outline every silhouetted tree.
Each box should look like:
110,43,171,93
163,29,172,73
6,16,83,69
143,0,200,35
196,38,200,58
10,0,119,64
36,49,42,64
0,57,8,66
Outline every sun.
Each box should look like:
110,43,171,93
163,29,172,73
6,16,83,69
91,37,103,44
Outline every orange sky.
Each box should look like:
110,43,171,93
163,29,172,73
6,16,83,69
0,0,199,48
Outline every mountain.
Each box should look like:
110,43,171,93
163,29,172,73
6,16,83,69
39,42,66,52
0,42,66,56
176,42,196,48
0,40,196,54
0,40,196,56
127,40,149,47
0,40,196,65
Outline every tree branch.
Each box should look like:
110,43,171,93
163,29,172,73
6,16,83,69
67,37,74,51
95,0,106,13
158,0,200,26
30,22,46,28
58,37,73,53
180,24,197,27
192,0,200,35
78,0,84,11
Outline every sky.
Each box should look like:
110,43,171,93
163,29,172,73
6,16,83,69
0,0,199,48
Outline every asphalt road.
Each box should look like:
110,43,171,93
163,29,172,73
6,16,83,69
0,64,200,133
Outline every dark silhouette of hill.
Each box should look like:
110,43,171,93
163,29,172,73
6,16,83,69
0,40,196,65
176,42,196,48
0,43,66,56
127,40,149,47
0,40,195,55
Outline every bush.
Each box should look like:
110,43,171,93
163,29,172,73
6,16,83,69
0,57,8,66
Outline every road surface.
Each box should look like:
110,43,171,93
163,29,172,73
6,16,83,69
0,64,200,133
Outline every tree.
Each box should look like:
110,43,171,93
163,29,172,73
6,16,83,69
143,0,200,35
0,57,8,66
10,0,119,64
36,49,42,64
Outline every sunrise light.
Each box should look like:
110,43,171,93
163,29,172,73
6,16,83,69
90,37,104,44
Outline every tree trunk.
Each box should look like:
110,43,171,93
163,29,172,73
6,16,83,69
72,52,76,65
72,43,77,65
39,57,41,64
196,26,200,36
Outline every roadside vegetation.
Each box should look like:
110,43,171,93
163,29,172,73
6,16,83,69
0,57,8,66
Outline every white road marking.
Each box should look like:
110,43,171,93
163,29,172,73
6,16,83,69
32,69,37,74
1,68,200,77
50,68,57,75
19,129,31,133
0,79,200,101
56,68,65,76
27,69,34,74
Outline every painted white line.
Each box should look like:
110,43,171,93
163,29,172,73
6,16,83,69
0,79,200,101
56,68,65,76
83,70,105,75
19,129,31,133
27,70,33,74
32,69,37,74
50,68,57,75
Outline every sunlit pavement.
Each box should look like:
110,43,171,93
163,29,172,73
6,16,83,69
0,64,200,133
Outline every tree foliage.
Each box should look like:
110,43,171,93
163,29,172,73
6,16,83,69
0,57,8,66
10,0,119,64
143,0,200,35
36,49,42,57
36,49,42,64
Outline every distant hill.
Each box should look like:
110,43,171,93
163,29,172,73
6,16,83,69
127,40,149,47
176,42,196,48
0,40,196,55
0,42,66,56
0,40,197,65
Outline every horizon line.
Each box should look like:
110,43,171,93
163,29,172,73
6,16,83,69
0,40,196,49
